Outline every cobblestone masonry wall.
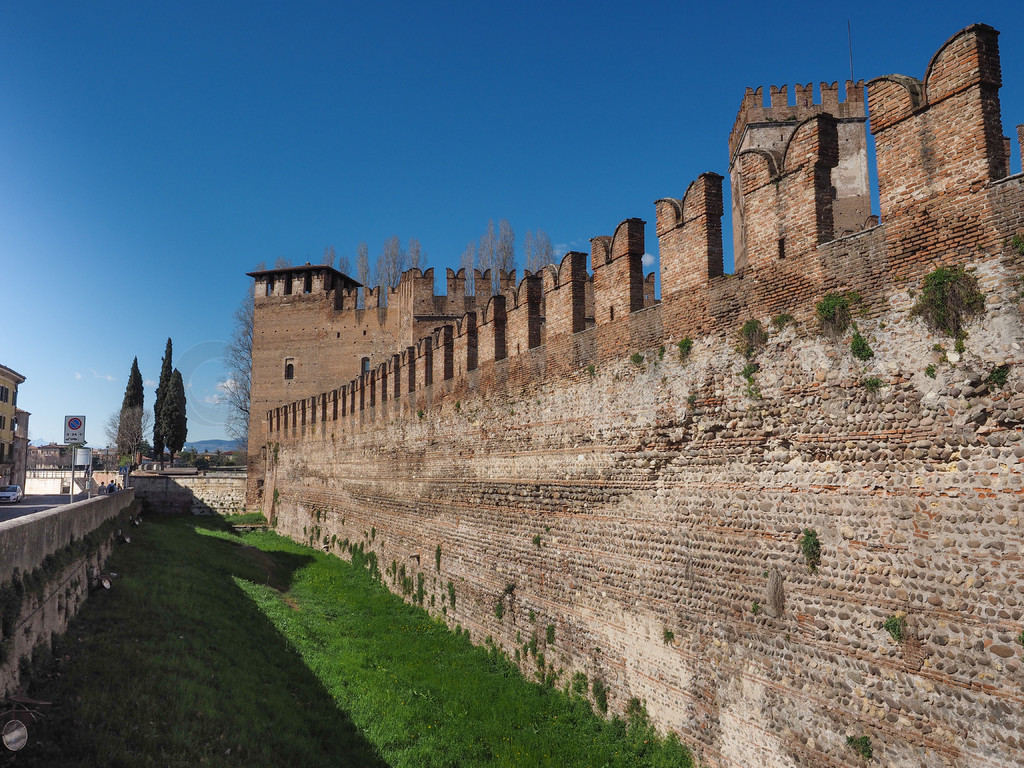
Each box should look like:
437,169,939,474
132,474,246,515
256,24,1024,768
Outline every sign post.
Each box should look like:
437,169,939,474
64,416,86,505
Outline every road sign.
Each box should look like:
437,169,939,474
64,415,86,444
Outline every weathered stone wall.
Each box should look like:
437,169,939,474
254,24,1024,768
132,473,246,515
267,263,1024,765
0,491,137,695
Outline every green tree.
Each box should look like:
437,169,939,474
116,357,145,461
160,368,188,465
154,338,173,465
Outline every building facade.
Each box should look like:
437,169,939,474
0,365,26,487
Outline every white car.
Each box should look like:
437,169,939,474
0,485,23,503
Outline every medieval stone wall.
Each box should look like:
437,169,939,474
132,473,246,515
253,24,1024,768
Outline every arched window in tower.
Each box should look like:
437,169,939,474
284,358,295,380
361,357,370,375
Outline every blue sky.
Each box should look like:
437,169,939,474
2,1,1022,445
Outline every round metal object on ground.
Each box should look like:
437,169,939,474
2,719,28,751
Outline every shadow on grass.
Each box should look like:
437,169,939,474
9,515,389,768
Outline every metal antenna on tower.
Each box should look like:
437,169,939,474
848,20,855,82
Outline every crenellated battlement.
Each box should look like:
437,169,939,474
251,23,1023,495
728,80,866,163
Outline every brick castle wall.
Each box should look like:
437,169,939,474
253,24,1024,768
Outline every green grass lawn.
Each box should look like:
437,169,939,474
11,515,693,768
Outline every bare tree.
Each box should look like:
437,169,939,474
477,220,497,296
105,406,153,466
526,229,555,272
374,236,408,299
408,238,426,271
222,285,254,449
356,241,370,308
496,219,515,278
337,252,352,276
461,240,476,295
273,256,291,268
321,245,336,267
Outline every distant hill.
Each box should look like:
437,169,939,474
184,439,240,453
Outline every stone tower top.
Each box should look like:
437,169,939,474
728,80,866,163
728,81,871,273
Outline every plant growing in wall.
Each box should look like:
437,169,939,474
925,364,937,379
861,377,882,393
816,292,860,338
741,362,761,399
846,735,873,760
772,313,794,329
883,613,907,643
546,624,555,644
800,528,821,573
592,678,609,714
435,545,442,572
630,352,645,367
910,265,985,340
571,671,588,697
663,628,675,645
739,319,767,358
850,332,874,361
988,364,1010,388
677,337,693,360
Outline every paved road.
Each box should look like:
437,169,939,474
0,493,96,524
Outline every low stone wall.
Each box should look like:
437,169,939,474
0,491,136,695
131,473,246,515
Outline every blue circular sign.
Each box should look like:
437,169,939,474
68,418,82,430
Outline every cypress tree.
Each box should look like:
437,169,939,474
154,338,173,464
160,369,188,464
116,357,145,460
121,357,144,410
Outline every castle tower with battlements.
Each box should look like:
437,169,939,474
728,80,871,273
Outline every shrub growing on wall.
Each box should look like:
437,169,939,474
800,529,821,573
739,319,767,358
910,265,985,339
816,292,860,338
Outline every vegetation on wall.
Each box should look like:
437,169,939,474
846,734,873,760
677,337,693,360
909,265,985,339
883,613,907,644
816,291,860,338
800,529,822,573
738,319,767,358
850,332,874,360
